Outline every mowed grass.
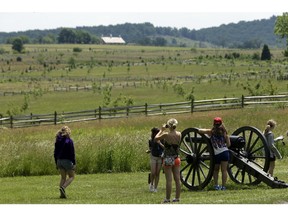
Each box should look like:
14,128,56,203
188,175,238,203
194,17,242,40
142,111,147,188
0,170,288,204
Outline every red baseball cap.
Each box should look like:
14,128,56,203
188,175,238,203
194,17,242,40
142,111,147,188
214,117,222,125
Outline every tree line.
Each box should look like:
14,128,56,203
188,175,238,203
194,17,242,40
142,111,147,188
0,15,287,49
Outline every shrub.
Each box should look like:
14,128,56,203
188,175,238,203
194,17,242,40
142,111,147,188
73,47,82,52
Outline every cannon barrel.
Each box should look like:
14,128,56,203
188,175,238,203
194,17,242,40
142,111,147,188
229,135,245,150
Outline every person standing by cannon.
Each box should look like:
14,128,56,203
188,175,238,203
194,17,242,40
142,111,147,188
198,117,231,190
263,119,280,176
154,118,182,203
147,127,164,192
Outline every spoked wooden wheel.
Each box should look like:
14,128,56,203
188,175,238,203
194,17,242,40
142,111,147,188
228,126,270,185
179,128,215,190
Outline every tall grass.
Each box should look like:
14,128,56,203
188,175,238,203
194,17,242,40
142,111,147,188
1,107,288,177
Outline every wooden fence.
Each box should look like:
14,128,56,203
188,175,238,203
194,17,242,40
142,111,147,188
1,94,288,128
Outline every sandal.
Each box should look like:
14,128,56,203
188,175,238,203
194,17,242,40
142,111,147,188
172,198,180,203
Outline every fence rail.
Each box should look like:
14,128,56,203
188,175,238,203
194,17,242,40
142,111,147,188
1,94,288,128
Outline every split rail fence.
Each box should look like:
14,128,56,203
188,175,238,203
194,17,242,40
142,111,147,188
1,94,288,128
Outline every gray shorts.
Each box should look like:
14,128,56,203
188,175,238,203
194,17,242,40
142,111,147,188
150,155,162,165
57,159,74,171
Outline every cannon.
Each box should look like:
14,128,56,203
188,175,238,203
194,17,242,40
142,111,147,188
179,126,288,190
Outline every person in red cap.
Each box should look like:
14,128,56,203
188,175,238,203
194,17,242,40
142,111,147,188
198,117,231,190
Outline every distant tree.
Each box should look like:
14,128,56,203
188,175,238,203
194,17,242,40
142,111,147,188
12,38,24,53
261,44,271,60
242,39,262,48
58,28,76,43
179,27,190,38
91,36,101,44
75,30,92,44
41,34,56,44
138,37,152,46
153,37,167,46
274,12,288,56
68,57,76,69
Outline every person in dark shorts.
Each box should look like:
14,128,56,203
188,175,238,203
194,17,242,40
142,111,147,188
148,127,164,192
198,117,231,190
54,126,76,198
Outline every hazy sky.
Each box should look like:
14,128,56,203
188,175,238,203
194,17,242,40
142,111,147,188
0,0,285,32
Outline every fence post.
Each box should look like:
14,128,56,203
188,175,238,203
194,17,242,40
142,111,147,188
241,95,244,108
10,116,13,128
99,106,102,119
191,99,194,113
126,107,129,117
145,103,148,116
54,111,57,125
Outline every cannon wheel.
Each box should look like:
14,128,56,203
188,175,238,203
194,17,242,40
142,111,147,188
179,128,215,190
228,126,270,185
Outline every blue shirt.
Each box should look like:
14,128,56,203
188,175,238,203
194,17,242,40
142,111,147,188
54,135,76,165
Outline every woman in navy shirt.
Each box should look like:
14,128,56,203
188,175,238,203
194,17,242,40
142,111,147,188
54,126,76,198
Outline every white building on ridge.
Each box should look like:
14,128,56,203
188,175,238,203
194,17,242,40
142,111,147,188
101,35,125,44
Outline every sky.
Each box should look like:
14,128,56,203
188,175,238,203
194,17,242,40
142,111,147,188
0,0,286,33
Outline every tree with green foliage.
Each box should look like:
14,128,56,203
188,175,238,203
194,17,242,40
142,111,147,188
58,28,76,43
58,28,94,44
261,44,271,60
274,12,288,56
153,37,167,46
11,37,24,53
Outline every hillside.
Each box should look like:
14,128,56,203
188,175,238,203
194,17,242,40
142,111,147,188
0,16,285,48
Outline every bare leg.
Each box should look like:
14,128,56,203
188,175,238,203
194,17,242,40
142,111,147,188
172,165,181,199
268,161,275,176
164,166,172,200
220,161,228,187
62,169,75,189
154,162,162,190
59,169,67,187
213,164,220,186
150,161,156,188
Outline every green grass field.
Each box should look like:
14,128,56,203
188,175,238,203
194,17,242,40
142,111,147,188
1,108,288,205
0,169,288,204
1,44,288,115
1,44,288,206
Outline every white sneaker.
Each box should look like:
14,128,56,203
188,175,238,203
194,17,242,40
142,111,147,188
149,183,154,192
154,188,158,192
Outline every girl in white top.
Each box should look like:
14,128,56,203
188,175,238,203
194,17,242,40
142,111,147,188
198,117,231,190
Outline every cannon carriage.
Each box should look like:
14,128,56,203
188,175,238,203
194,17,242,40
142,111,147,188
179,126,288,190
